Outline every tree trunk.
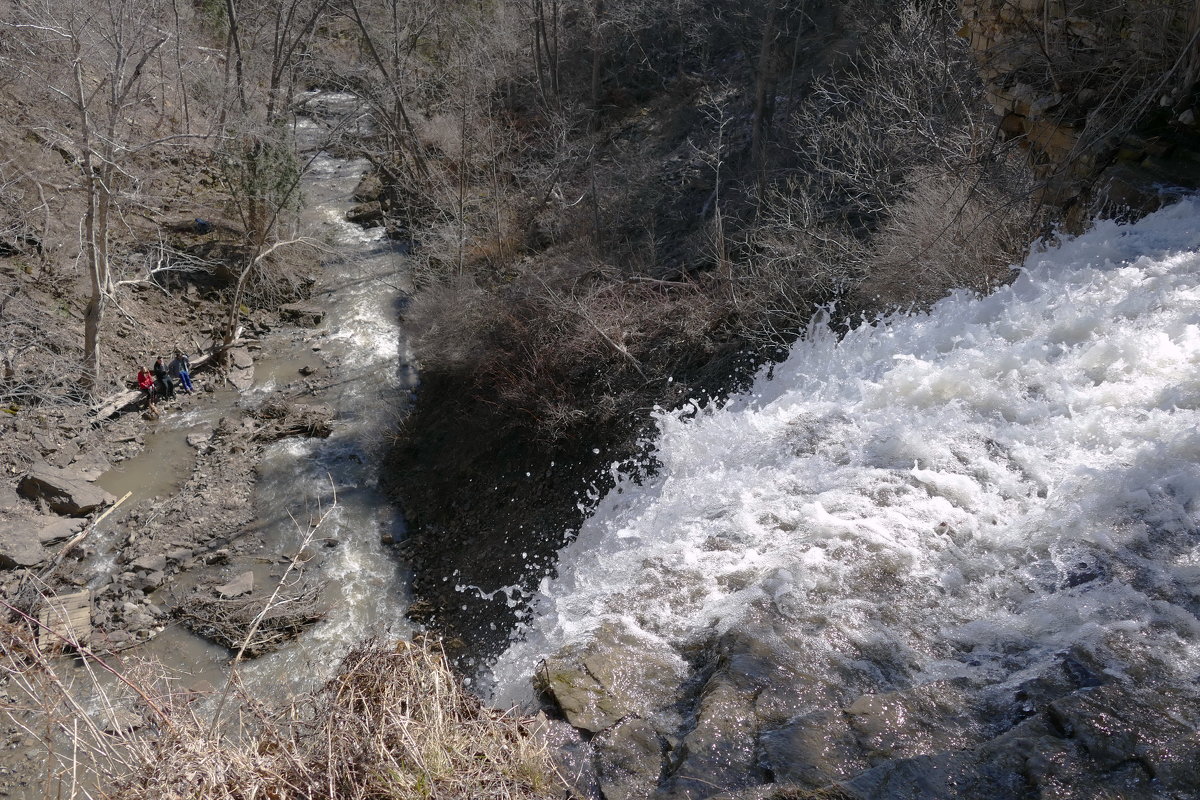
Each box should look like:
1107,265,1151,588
590,0,605,129
751,0,781,197
225,0,247,113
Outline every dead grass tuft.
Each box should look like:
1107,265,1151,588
113,638,567,800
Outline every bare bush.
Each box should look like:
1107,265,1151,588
733,0,1042,334
854,167,1034,308
406,253,725,439
0,280,83,406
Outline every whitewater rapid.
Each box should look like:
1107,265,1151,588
489,197,1200,711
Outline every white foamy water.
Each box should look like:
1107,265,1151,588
490,198,1200,707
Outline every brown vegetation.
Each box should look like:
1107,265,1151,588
1,619,566,800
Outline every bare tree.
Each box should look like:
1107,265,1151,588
3,0,177,396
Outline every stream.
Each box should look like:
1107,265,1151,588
94,92,416,698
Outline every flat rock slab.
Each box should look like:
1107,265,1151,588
0,517,45,569
279,303,326,327
230,347,254,370
228,348,255,390
18,464,116,516
130,554,167,573
38,517,86,546
216,570,254,598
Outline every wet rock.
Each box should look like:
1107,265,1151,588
17,464,115,516
298,364,317,376
844,682,981,766
130,554,167,573
844,750,1025,800
37,517,85,546
351,172,383,202
760,709,869,790
1047,684,1200,789
537,621,685,733
346,201,383,226
97,708,141,735
129,571,165,593
594,718,667,800
659,677,761,798
216,570,254,598
0,518,44,569
279,303,326,327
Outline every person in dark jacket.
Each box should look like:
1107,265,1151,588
168,349,194,394
153,356,176,400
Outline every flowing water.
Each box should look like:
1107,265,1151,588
97,93,415,697
487,198,1200,791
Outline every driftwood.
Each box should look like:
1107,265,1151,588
249,399,334,440
173,581,326,658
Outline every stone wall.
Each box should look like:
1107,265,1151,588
960,0,1200,225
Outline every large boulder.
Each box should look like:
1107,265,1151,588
17,464,115,516
535,621,685,734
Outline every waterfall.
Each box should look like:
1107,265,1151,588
487,198,1200,793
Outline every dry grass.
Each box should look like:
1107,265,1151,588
1,500,566,799
1,626,568,800
115,639,568,800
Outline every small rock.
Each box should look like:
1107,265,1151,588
346,201,383,226
129,571,164,593
215,570,254,598
298,364,316,376
185,431,212,448
166,548,192,564
205,549,231,565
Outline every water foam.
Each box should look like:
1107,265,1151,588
489,198,1200,708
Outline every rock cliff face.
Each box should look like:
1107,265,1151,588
960,0,1200,226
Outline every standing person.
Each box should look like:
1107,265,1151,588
169,349,194,394
153,356,176,400
137,367,157,410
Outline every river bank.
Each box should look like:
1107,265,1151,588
0,94,420,795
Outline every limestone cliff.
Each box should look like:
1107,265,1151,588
960,0,1200,226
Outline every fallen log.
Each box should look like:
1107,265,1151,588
89,347,224,423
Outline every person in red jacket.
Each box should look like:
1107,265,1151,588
137,367,157,410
